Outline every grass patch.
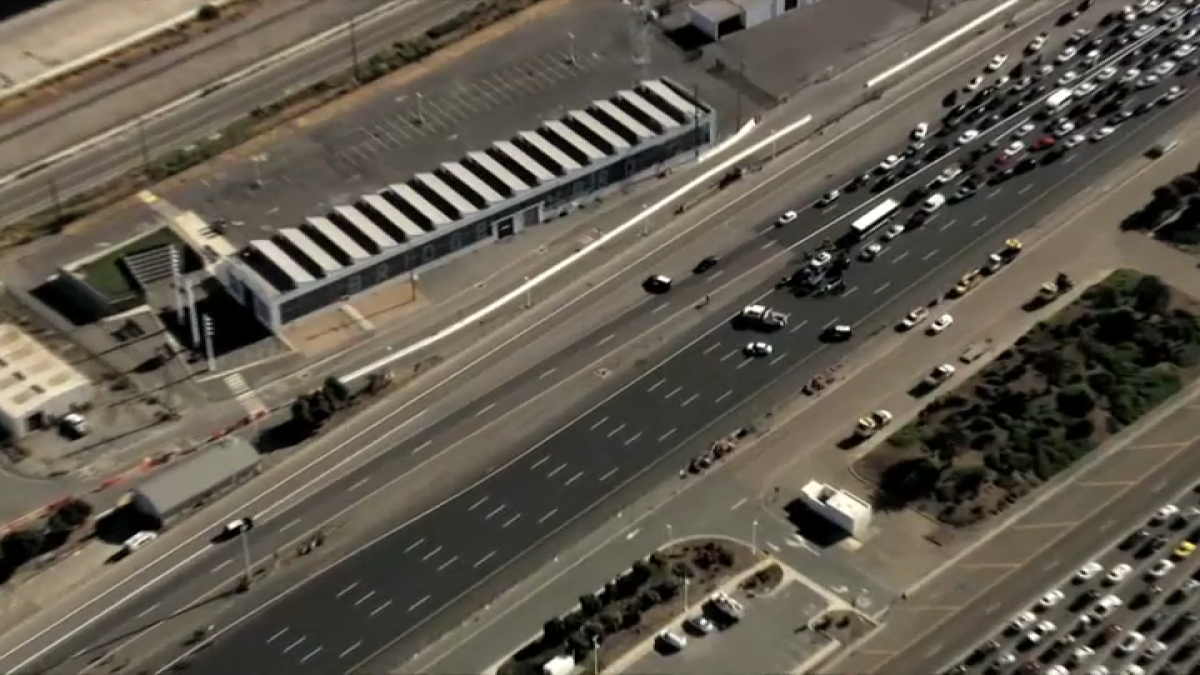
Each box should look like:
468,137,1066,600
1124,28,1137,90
76,228,182,300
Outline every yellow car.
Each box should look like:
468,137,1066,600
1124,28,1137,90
951,270,982,297
1175,541,1196,559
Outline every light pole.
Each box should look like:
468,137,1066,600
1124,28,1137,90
665,522,673,541
590,635,600,674
567,32,578,65
751,518,759,553
682,577,690,610
239,529,253,588
523,276,532,308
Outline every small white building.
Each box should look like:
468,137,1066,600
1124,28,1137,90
798,480,873,539
688,0,805,41
0,322,93,439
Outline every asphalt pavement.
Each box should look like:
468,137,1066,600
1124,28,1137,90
142,10,1200,675
1,3,1189,673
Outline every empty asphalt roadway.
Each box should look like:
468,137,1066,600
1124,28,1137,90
149,25,1200,675
4,7,1185,673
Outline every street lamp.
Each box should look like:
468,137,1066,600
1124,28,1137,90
239,528,253,588
665,522,673,541
751,518,759,553
683,577,690,610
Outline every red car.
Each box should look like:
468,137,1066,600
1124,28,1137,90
1033,136,1057,150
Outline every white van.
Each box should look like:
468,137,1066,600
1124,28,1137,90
1045,88,1072,113
921,193,946,213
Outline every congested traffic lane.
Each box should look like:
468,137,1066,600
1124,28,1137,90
165,36,1200,675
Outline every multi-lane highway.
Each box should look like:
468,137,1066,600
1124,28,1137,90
4,2,1196,673
135,7,1200,674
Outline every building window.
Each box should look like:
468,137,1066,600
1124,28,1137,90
422,244,437,262
374,261,389,282
785,0,798,9
346,275,363,294
451,232,464,250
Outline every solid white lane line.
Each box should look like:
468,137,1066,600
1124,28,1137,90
475,551,497,567
563,472,584,487
647,378,665,392
651,303,670,314
421,546,443,561
354,591,376,606
715,390,732,403
589,416,608,430
502,513,522,528
283,637,306,654
703,342,721,354
336,583,359,598
891,251,909,264
410,439,433,455
409,595,431,612
546,463,567,477
606,423,626,438
436,557,458,572
300,647,324,664
484,505,506,520
134,603,160,620
658,428,676,442
211,560,232,574
624,432,643,445
599,467,619,482
760,241,774,250
474,403,497,418
468,496,488,511
922,248,940,261
338,641,362,659
267,627,290,644
529,456,549,470
538,509,559,524
874,282,891,295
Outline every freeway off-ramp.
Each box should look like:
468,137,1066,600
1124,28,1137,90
2,3,1189,674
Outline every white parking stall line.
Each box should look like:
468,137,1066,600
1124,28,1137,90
336,582,359,598
606,423,627,438
436,556,458,572
354,591,376,606
267,627,290,644
822,317,841,329
538,368,557,380
484,504,507,520
623,432,643,446
474,403,497,418
282,636,307,654
502,512,523,528
468,496,489,511
597,334,615,347
411,439,433,455
680,393,700,408
403,538,425,554
1064,154,1078,164
664,387,682,400
369,600,394,617
647,378,666,393
546,462,568,477
707,270,725,282
986,188,1004,199
348,477,371,492
563,471,585,487
736,358,753,370
134,603,160,620
760,241,775,250
211,560,232,574
842,286,858,297
589,416,609,430
279,518,302,532
939,219,958,231
720,350,737,363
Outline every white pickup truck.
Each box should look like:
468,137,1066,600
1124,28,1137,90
740,304,788,329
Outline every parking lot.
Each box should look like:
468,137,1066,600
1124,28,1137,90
949,481,1200,675
622,574,834,675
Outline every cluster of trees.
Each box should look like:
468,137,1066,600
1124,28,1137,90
874,272,1200,525
1120,163,1200,246
507,543,736,674
0,498,93,583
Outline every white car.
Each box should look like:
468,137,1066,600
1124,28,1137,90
1073,82,1098,98
986,53,1009,72
1054,119,1077,136
686,615,715,634
1134,23,1155,37
860,242,884,261
955,129,980,145
878,155,902,172
882,223,905,241
1037,589,1066,609
122,531,157,552
1141,0,1165,15
928,314,954,334
1137,73,1161,88
1010,610,1037,632
1164,84,1187,101
1117,632,1147,655
1058,70,1080,86
1144,640,1169,658
1013,122,1036,137
911,122,929,141
1064,134,1086,148
1180,27,1199,41
1151,504,1180,523
1096,65,1119,81
933,165,962,185
1092,126,1116,141
1082,48,1102,66
1107,563,1133,583
817,189,841,207
809,251,833,268
1069,27,1092,44
1155,59,1178,76
1057,46,1079,63
1075,561,1104,582
900,307,929,330
1121,67,1143,83
1025,620,1057,644
1027,33,1048,52
1091,594,1124,619
993,653,1018,670
1147,559,1175,578
1003,140,1025,157
1176,42,1197,57
744,341,773,357
1069,646,1097,664
777,210,799,226
964,75,985,92
657,629,687,651
921,193,946,212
